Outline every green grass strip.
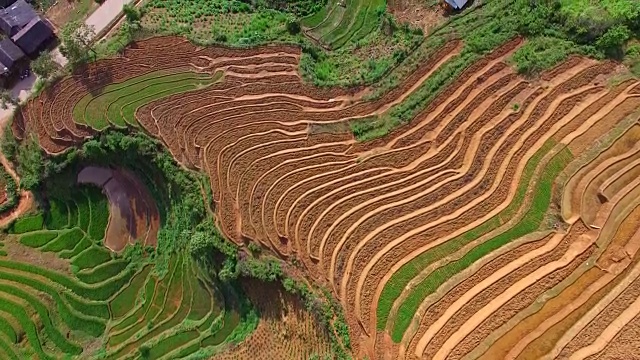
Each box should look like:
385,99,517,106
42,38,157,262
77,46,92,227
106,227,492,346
147,330,200,360
0,316,17,343
118,82,207,127
0,270,107,336
390,146,574,342
0,296,53,360
0,334,19,360
311,0,348,37
110,273,156,332
68,199,79,228
377,141,556,330
19,230,59,248
73,70,174,125
201,309,241,347
348,0,385,46
44,198,70,230
108,258,179,346
79,72,215,129
59,236,91,259
352,52,479,141
108,73,216,127
87,188,109,241
320,0,360,45
0,259,134,301
76,192,91,232
76,259,130,285
0,284,82,354
301,0,332,27
40,228,84,253
188,274,213,321
109,264,152,319
9,214,44,234
71,246,112,271
107,263,190,360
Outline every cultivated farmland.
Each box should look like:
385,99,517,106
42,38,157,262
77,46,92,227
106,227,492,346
12,31,640,359
3,0,640,357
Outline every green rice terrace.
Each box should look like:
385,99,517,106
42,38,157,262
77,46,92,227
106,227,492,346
2,0,640,359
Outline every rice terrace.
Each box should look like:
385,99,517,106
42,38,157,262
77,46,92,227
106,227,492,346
1,0,640,359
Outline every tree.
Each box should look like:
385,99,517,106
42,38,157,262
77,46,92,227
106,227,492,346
596,24,631,58
0,89,16,110
123,4,140,23
60,21,96,66
30,51,57,79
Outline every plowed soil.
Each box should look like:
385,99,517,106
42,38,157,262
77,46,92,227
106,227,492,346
17,35,640,359
77,166,160,251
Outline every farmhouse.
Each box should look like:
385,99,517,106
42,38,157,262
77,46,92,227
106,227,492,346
0,0,53,55
0,37,24,75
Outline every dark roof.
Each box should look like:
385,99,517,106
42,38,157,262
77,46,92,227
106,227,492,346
0,0,36,36
0,37,24,68
0,0,18,8
12,16,52,54
444,0,468,9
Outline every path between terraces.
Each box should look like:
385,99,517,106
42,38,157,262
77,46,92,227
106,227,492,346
0,116,34,228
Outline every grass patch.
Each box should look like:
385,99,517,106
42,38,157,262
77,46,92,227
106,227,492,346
0,259,134,301
0,283,83,354
40,228,84,253
76,259,130,284
75,71,218,129
71,246,113,271
109,264,152,319
9,214,44,234
76,193,91,232
146,330,200,360
0,296,53,360
59,236,91,259
44,198,69,230
19,230,58,248
87,188,109,241
110,273,156,333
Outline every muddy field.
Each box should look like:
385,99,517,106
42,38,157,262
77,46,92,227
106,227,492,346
78,166,159,252
16,35,640,359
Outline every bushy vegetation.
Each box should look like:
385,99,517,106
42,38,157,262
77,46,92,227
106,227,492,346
0,165,18,214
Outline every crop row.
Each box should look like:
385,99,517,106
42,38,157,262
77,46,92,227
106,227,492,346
16,33,640,358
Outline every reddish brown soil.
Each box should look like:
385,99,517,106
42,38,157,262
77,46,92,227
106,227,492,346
77,166,159,251
17,35,640,358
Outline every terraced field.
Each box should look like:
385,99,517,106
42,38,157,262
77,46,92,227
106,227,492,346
301,0,385,49
0,174,260,358
13,34,640,359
